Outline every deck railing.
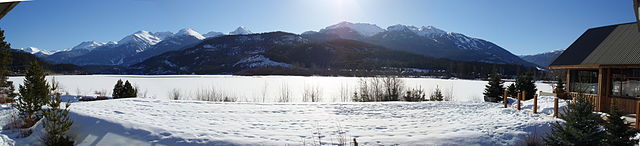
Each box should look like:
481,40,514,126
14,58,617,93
568,92,598,104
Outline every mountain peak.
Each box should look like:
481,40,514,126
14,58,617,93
118,30,162,45
386,24,447,37
72,41,107,51
230,26,253,35
176,28,205,40
19,46,52,55
323,22,384,37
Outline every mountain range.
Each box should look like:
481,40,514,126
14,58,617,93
18,22,544,76
519,49,564,68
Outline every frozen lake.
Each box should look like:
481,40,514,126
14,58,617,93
8,75,553,102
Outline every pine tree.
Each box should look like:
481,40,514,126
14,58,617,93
41,93,74,146
507,84,517,98
544,95,604,145
14,61,50,126
0,28,15,101
430,86,443,101
112,79,123,99
555,77,566,94
123,80,136,98
603,105,637,146
483,72,504,102
515,72,537,100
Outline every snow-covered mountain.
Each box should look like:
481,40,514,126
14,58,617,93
174,28,205,40
204,31,224,38
520,49,565,68
229,27,252,35
71,41,110,51
303,22,537,67
321,21,385,37
17,47,53,56
46,28,212,66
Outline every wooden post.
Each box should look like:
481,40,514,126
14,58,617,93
523,90,527,100
503,91,508,108
636,102,640,129
533,94,538,114
554,97,559,118
517,92,521,110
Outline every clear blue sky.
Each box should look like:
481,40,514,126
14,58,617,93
0,0,635,55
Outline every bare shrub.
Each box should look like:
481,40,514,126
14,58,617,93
303,85,322,102
338,82,351,102
169,88,181,100
194,87,237,102
353,76,404,102
261,82,268,103
443,85,454,101
279,83,291,102
94,89,108,97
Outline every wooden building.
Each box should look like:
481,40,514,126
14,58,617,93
550,22,640,114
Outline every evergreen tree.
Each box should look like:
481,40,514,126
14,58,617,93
555,77,566,94
0,28,15,101
41,93,74,146
507,84,517,98
122,80,137,98
515,72,537,100
14,61,50,126
112,79,123,99
603,105,637,146
430,86,443,101
544,95,604,145
483,72,504,102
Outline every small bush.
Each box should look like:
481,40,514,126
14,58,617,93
302,85,321,102
41,93,74,146
403,87,426,102
169,88,181,100
430,86,444,101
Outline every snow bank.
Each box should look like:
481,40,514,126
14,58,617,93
68,99,560,145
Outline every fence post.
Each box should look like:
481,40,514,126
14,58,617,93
533,94,538,114
517,92,521,110
503,91,508,108
636,102,640,129
554,97,559,118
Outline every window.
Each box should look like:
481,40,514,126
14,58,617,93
570,70,598,94
611,69,640,98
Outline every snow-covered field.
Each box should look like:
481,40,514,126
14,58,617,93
0,75,563,145
64,98,561,146
8,75,554,102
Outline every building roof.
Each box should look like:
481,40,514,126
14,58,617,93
0,1,20,20
550,22,640,68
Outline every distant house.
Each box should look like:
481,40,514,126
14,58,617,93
550,22,640,113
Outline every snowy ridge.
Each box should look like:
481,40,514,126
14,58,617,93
17,47,52,55
229,26,253,35
174,28,205,40
204,31,224,38
118,30,162,46
71,41,108,51
387,24,447,36
322,21,385,37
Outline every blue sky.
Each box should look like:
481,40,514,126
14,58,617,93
0,0,635,55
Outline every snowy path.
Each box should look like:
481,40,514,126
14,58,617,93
69,99,560,145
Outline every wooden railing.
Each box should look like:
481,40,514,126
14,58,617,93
568,92,598,105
